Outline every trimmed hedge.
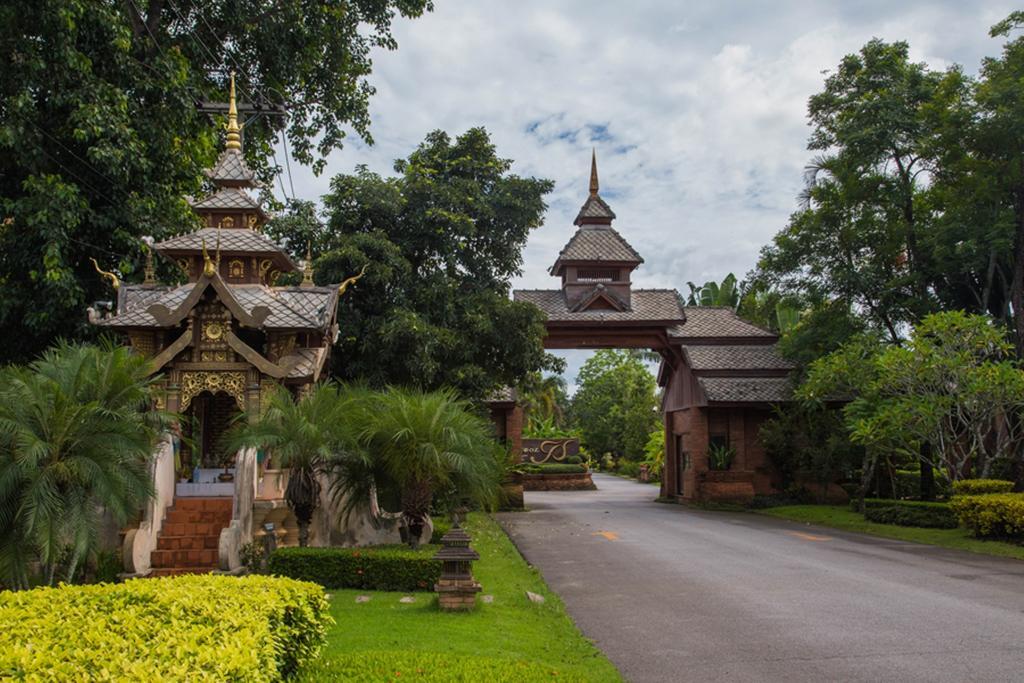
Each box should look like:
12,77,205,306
0,574,330,681
952,479,1015,496
950,493,1024,539
519,462,587,474
299,650,589,682
269,545,441,592
860,499,958,529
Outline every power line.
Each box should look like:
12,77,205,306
281,129,297,200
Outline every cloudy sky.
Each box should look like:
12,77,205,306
276,0,1017,389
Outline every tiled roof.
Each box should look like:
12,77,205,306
283,347,327,379
206,149,256,185
683,344,794,371
155,227,292,262
97,282,336,331
698,376,792,403
668,307,775,340
575,194,616,224
515,288,684,323
190,187,263,212
552,225,643,269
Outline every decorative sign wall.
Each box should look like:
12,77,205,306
521,438,580,464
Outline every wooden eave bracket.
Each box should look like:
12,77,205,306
146,273,269,329
224,329,288,379
147,327,193,375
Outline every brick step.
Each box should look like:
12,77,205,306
160,521,230,537
157,534,220,551
149,567,216,577
151,548,218,568
164,508,232,523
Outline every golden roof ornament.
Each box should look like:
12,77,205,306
225,72,242,151
589,148,599,196
90,258,120,291
338,264,368,297
301,242,314,287
201,238,216,278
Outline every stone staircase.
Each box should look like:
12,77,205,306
149,497,232,576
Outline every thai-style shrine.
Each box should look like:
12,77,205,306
514,152,796,504
89,77,352,576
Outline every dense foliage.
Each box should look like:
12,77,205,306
801,312,1024,485
327,386,502,548
227,383,357,547
860,500,958,529
0,342,165,589
268,128,561,399
0,574,331,680
269,545,441,592
951,493,1024,539
569,350,659,460
0,0,431,363
952,479,1015,496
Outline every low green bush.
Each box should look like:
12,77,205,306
519,462,587,474
299,650,589,682
950,493,1024,539
269,545,442,592
566,455,583,464
430,518,452,544
861,500,958,529
952,479,1015,496
617,461,641,478
0,574,330,681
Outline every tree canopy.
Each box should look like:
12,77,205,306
569,350,659,461
0,0,431,363
267,128,562,399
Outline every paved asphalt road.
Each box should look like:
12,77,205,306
496,474,1024,683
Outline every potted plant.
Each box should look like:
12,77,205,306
707,443,736,471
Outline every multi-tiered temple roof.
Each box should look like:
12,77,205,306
90,75,340,385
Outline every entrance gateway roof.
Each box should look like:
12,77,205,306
512,152,793,405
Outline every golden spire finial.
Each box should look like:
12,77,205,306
338,264,369,297
201,238,216,278
589,148,600,196
142,245,156,285
225,72,242,151
91,258,120,291
301,242,315,287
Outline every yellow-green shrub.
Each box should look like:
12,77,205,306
950,493,1024,539
0,574,331,681
952,479,1015,496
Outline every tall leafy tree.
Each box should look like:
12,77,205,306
0,343,165,589
570,350,659,461
754,39,943,344
271,128,562,399
0,0,431,363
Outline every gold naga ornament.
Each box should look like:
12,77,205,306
338,264,369,297
90,258,120,291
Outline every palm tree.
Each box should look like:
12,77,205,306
685,273,742,310
227,383,349,547
344,388,502,549
0,342,164,589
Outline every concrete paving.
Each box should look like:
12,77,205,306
497,474,1024,683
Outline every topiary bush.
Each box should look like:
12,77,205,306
518,462,587,474
950,493,1024,539
952,479,1015,496
430,518,452,544
0,574,331,681
861,500,958,529
269,545,442,591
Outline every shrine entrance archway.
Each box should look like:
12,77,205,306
511,152,794,504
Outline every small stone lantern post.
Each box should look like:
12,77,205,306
434,522,481,611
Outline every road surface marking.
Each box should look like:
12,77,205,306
788,531,832,542
593,531,619,541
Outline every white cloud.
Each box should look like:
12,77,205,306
270,0,1018,389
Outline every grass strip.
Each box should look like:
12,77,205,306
760,505,1024,561
298,513,621,682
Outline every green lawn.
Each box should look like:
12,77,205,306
760,505,1024,561
298,513,621,682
